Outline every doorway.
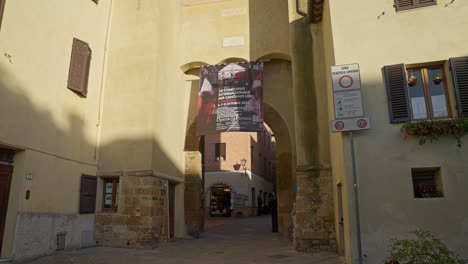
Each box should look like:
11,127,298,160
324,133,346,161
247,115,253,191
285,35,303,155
0,164,13,253
209,184,231,217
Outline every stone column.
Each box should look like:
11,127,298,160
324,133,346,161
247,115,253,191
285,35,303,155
288,0,335,251
184,151,203,235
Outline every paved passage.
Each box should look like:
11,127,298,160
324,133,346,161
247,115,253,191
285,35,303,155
24,216,343,264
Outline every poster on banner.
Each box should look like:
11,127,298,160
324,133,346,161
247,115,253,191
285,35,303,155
196,62,264,136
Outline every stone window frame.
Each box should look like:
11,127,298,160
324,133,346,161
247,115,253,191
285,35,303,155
102,177,119,212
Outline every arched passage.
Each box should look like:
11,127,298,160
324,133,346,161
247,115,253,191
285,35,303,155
183,106,295,236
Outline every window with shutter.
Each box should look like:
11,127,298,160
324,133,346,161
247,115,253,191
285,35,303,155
79,175,97,214
0,0,6,30
450,57,468,117
384,64,411,123
215,143,226,161
67,38,91,98
394,0,436,11
384,63,453,122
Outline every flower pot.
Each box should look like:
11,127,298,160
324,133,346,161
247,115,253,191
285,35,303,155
408,75,418,87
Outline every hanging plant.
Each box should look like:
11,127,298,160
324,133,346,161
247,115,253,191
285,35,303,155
401,117,468,149
433,75,443,85
407,75,418,86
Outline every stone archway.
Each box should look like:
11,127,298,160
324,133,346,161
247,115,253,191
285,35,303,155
182,59,297,238
183,105,295,237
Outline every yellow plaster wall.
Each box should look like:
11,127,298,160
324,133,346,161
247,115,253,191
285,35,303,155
98,0,160,172
0,0,111,257
327,0,468,262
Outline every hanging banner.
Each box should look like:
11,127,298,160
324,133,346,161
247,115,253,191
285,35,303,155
196,62,264,136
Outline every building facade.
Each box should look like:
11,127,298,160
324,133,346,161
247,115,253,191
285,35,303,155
204,129,275,217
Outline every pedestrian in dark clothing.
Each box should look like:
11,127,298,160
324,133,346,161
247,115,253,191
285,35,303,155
271,192,278,232
257,191,263,216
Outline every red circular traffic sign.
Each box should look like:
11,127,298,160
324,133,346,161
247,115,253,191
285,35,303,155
338,75,354,89
335,121,345,131
357,119,367,128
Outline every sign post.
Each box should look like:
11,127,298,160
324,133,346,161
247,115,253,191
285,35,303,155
331,63,368,264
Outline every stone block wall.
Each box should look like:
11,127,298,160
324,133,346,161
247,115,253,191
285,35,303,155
95,175,168,247
294,168,335,251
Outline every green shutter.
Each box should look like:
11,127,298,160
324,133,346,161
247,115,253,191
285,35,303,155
384,64,411,123
450,57,468,117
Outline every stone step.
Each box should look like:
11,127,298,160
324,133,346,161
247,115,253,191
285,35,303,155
0,259,12,264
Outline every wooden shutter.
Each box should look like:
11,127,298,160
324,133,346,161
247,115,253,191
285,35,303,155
67,38,91,98
450,57,468,117
0,0,6,30
215,143,220,158
384,64,411,123
395,0,417,11
220,143,226,158
395,0,436,11
0,148,14,163
417,0,437,8
79,175,97,214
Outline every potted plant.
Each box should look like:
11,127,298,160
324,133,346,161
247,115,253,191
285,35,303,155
408,75,418,86
433,75,443,85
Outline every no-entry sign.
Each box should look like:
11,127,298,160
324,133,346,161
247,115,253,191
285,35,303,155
331,64,361,92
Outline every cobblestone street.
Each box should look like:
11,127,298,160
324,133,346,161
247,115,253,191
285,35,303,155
22,216,343,264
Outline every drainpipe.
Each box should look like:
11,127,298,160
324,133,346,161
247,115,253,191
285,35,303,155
94,0,113,163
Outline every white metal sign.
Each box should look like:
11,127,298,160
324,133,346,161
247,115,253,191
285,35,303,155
331,117,371,132
331,64,361,92
334,90,364,119
331,63,370,133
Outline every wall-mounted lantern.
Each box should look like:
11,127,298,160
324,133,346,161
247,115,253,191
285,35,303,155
296,0,324,24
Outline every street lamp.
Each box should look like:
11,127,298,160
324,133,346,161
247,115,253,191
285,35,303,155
240,158,247,177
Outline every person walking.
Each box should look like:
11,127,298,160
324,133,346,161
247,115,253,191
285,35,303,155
271,192,278,232
257,191,263,216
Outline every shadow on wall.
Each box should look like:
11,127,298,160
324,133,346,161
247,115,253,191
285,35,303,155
0,65,184,259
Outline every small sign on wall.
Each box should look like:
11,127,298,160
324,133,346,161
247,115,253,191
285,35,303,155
25,173,33,180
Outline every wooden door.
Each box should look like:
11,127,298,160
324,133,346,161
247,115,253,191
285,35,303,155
168,183,175,238
0,164,13,252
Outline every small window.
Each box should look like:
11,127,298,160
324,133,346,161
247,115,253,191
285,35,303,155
406,65,451,120
215,143,226,161
67,38,91,98
102,178,119,211
412,168,443,198
394,0,437,12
